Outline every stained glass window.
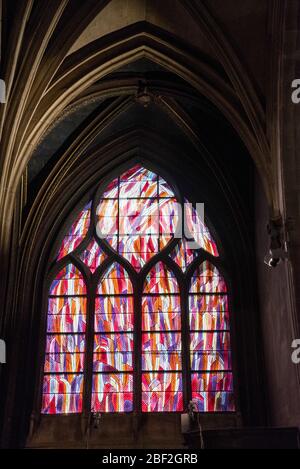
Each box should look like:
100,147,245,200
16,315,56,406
189,262,235,412
170,238,199,272
96,165,179,272
92,263,134,412
185,201,219,257
42,164,235,415
57,203,91,260
79,239,107,273
170,200,218,271
42,265,87,414
142,262,183,412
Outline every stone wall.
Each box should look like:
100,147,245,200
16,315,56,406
255,174,300,426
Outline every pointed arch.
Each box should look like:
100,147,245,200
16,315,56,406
142,261,183,412
40,163,235,416
189,261,234,412
93,262,134,412
42,264,87,414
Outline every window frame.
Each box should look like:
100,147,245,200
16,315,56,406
37,160,239,416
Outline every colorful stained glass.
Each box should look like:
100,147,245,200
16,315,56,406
49,265,86,296
57,202,91,260
142,352,181,372
189,262,234,412
92,374,133,412
190,331,232,374
93,352,133,372
41,395,82,415
142,332,181,353
142,295,181,313
169,198,220,271
191,391,235,412
120,165,157,182
44,353,84,373
42,264,87,414
170,239,199,272
189,262,227,293
95,296,134,332
185,201,219,257
142,312,181,332
47,297,86,333
189,295,229,331
45,334,85,354
119,198,159,234
118,235,159,271
142,295,181,331
142,372,183,392
142,333,181,371
102,178,119,198
142,391,183,412
159,177,175,198
142,263,182,411
79,239,106,273
142,373,183,412
97,199,118,239
191,373,234,412
96,165,179,271
96,295,134,315
92,264,134,413
119,165,158,199
93,334,133,371
44,164,234,415
159,198,179,234
192,372,233,392
97,263,133,295
191,351,232,371
120,178,157,198
42,374,84,414
94,334,133,353
190,331,231,352
44,335,85,373
144,262,179,294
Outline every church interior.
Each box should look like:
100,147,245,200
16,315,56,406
0,0,300,450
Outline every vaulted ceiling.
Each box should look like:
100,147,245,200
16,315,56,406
0,0,291,308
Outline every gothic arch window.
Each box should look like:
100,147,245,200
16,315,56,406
92,263,134,412
43,265,87,414
189,262,234,412
142,262,182,412
41,164,235,414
